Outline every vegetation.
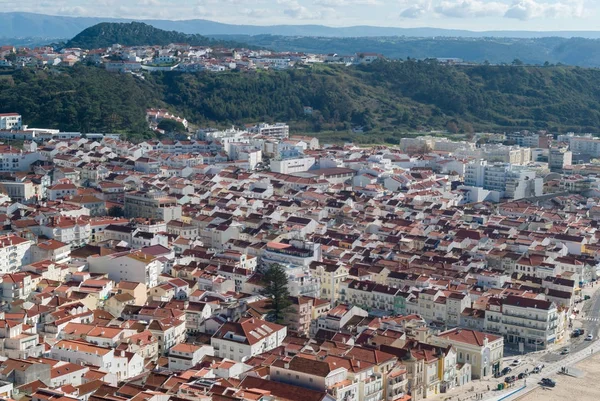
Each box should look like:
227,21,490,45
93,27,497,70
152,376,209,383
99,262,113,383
108,205,124,217
0,65,158,140
2,61,600,143
261,264,292,324
65,22,252,50
157,119,186,133
214,35,600,67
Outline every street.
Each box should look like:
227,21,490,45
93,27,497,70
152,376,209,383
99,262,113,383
426,283,600,401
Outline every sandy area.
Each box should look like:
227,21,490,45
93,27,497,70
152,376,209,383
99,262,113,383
519,352,600,401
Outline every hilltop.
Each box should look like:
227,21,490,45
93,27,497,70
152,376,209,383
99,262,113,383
2,62,600,142
3,12,600,39
64,22,251,50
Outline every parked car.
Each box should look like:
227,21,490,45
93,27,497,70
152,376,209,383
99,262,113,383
586,334,594,341
541,378,556,387
505,376,516,384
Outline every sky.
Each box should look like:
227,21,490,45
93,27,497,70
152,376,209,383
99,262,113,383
3,0,599,31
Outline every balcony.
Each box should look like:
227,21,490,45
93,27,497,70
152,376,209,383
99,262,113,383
502,319,547,331
503,312,549,323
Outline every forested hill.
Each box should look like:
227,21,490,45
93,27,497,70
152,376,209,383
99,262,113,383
65,22,252,50
1,62,600,142
212,35,600,67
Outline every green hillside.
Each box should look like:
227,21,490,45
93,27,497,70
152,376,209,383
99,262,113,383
1,61,600,142
65,22,251,49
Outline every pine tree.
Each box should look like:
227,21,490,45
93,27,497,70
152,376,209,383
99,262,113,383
261,264,292,324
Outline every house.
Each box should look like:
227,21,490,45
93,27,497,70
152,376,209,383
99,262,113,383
114,281,147,305
31,239,71,264
211,318,287,362
270,355,359,401
47,183,78,201
168,343,214,371
148,318,186,355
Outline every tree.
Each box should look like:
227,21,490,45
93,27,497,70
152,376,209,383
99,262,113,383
157,119,186,133
261,264,292,323
108,205,124,217
446,120,459,134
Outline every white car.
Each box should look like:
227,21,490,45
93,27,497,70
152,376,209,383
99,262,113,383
511,359,520,366
586,334,594,341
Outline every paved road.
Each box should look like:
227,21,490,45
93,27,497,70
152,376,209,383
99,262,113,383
542,284,600,363
484,284,600,401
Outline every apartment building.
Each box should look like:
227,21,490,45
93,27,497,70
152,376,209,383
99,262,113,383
248,123,289,139
124,191,182,222
262,240,322,268
88,250,162,288
339,280,408,315
484,295,560,350
309,261,348,303
0,234,33,274
0,145,42,172
548,146,572,173
0,113,22,130
464,160,542,200
568,134,600,157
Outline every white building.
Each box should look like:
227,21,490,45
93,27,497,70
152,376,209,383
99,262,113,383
548,146,572,172
211,319,287,362
568,134,600,158
0,113,22,130
87,250,162,288
432,328,504,379
464,160,542,200
124,191,182,222
484,295,560,350
0,145,42,172
270,156,316,174
168,343,214,371
0,235,33,273
248,123,289,139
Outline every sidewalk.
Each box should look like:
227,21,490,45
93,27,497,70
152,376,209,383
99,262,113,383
483,339,600,401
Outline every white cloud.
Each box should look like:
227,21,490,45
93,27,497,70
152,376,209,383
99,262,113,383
137,0,160,5
435,0,507,18
314,0,381,6
283,0,335,19
505,0,585,20
0,0,594,27
399,0,431,18
400,5,428,18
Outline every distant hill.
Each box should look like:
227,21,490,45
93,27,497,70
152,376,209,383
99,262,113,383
215,35,600,67
3,12,600,40
65,22,250,49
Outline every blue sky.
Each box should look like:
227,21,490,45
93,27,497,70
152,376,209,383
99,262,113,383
5,0,597,31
